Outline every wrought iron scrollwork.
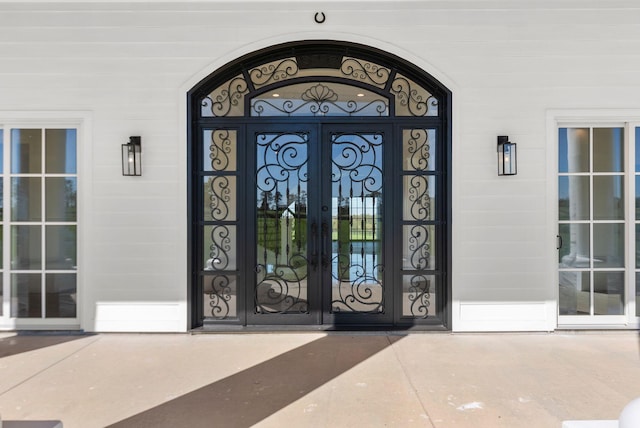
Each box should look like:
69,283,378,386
207,225,232,270
406,129,432,171
341,57,390,87
202,75,249,117
408,224,432,270
391,75,438,117
408,175,431,221
331,133,385,314
207,176,231,221
249,58,299,88
208,129,233,171
407,274,431,318
255,132,310,314
205,275,233,319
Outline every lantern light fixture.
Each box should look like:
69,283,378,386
497,135,517,176
122,136,142,176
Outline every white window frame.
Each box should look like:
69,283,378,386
548,110,640,329
0,111,90,331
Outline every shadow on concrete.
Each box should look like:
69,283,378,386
108,334,402,428
0,332,92,359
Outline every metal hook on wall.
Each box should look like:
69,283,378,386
314,12,326,24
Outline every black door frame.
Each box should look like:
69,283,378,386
188,40,452,330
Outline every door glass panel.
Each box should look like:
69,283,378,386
636,273,640,317
391,73,438,116
45,226,76,270
403,129,436,171
11,273,41,318
11,177,42,221
593,223,624,268
403,225,435,270
593,271,624,315
331,132,384,313
11,129,42,174
559,271,590,315
45,273,76,318
11,225,42,270
255,132,309,314
402,274,435,318
203,129,236,172
558,223,590,267
558,128,589,173
593,176,624,220
203,176,236,222
593,128,624,172
45,178,76,222
203,274,237,319
45,129,76,174
558,176,589,221
203,225,237,271
403,176,435,221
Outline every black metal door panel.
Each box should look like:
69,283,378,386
247,123,391,326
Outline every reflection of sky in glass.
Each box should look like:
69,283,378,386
64,129,77,174
331,133,382,200
637,127,640,172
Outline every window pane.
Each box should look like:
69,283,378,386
593,224,624,268
559,271,590,315
11,129,41,173
558,176,589,221
558,128,589,173
403,225,435,270
636,127,640,172
0,275,3,316
45,273,76,318
11,177,42,221
203,274,237,319
593,271,624,315
391,73,438,117
251,82,389,117
204,225,236,271
11,273,41,318
11,225,42,269
0,177,3,220
403,129,436,172
636,224,640,269
558,223,590,267
636,176,640,221
402,274,436,318
203,176,236,222
0,129,3,173
636,273,640,317
46,226,76,270
593,176,624,220
593,128,624,172
404,175,435,221
46,178,76,221
45,129,77,174
203,129,237,172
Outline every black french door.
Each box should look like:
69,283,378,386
247,123,392,325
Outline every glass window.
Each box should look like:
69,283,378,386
559,126,626,319
8,128,78,319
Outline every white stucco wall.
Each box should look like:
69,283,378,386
1,0,639,331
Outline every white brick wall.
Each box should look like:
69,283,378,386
1,0,639,331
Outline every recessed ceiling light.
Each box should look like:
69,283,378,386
272,93,280,97
357,93,365,97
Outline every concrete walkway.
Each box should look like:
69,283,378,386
0,331,639,428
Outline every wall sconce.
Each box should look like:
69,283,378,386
497,135,517,176
122,136,142,176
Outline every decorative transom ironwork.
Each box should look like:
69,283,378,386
200,53,439,118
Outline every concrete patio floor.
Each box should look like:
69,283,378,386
0,331,639,428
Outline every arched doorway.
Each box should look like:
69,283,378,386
188,41,451,330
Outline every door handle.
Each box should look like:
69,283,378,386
310,222,318,271
556,234,563,250
321,221,329,269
